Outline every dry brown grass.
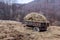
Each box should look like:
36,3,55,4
0,20,60,40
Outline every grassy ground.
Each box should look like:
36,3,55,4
0,20,60,40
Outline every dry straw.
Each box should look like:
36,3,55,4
24,12,47,22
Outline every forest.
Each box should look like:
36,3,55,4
0,0,60,25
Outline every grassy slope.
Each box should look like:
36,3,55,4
0,20,60,40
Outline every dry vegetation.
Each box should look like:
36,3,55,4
0,0,60,40
24,12,47,22
0,20,60,40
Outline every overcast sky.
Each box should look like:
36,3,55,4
16,0,34,4
0,0,34,4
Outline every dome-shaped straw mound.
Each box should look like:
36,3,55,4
24,12,47,22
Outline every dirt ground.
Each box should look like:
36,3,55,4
0,20,60,40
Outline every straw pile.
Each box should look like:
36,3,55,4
24,12,47,22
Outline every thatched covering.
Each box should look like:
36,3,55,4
24,12,47,22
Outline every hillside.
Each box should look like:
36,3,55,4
0,0,60,25
22,0,60,21
0,20,60,40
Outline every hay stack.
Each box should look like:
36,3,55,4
24,12,47,22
